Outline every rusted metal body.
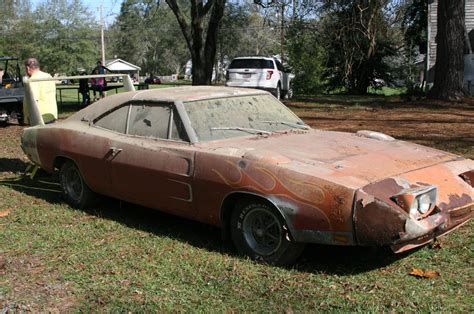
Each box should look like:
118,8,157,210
20,86,474,253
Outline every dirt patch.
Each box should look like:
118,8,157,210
0,254,77,312
287,103,474,159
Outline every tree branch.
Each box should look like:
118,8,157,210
165,0,192,51
203,0,216,15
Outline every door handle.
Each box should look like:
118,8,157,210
109,147,123,157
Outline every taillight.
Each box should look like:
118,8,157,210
266,70,273,80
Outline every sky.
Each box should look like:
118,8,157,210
81,0,121,25
31,0,122,26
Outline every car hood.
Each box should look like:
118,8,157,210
202,129,460,189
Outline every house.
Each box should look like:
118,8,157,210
104,58,141,80
427,0,474,93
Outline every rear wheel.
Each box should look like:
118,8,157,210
59,160,96,209
230,200,305,265
273,83,281,100
16,110,25,126
12,102,25,125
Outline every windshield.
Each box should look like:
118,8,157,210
184,94,306,142
0,58,22,87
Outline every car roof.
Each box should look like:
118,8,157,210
131,86,267,102
76,86,269,122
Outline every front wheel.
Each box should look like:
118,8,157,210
231,200,305,266
59,160,96,209
284,85,294,99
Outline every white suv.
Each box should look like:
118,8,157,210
225,57,294,99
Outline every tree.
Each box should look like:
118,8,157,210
165,0,226,85
219,4,277,59
252,0,320,60
34,0,98,74
428,0,465,100
402,0,427,54
110,0,189,76
320,0,398,94
0,0,98,74
111,0,152,69
286,20,326,94
0,0,36,58
399,0,428,89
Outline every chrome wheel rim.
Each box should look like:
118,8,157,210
242,208,282,256
62,166,83,202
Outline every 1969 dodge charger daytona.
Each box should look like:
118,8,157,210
21,86,473,265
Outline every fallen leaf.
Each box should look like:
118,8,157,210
409,268,440,279
0,208,11,218
431,240,442,249
423,270,440,278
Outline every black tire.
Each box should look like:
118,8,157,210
15,103,25,125
274,83,281,100
230,200,305,266
284,85,294,99
17,112,25,126
59,160,96,209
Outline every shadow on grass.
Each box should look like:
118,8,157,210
0,171,63,206
1,170,410,275
81,198,410,275
296,244,413,275
0,157,30,174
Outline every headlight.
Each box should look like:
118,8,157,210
392,186,437,218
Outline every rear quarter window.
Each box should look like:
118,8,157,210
228,59,274,69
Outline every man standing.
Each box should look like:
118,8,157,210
23,58,57,125
93,60,110,75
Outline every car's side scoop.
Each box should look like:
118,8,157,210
356,130,395,141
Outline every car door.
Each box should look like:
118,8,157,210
87,104,131,196
275,59,288,91
107,102,196,217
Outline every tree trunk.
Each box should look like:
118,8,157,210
428,0,465,100
166,0,226,86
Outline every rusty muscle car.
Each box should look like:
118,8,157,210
21,86,473,265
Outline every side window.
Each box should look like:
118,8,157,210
275,60,284,72
128,104,171,139
94,105,130,134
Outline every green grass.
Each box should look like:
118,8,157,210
368,87,407,96
0,95,473,311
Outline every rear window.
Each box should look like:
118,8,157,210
228,59,274,69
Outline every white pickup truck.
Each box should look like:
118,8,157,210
225,57,294,99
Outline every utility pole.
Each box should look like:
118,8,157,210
100,4,106,65
280,2,285,60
